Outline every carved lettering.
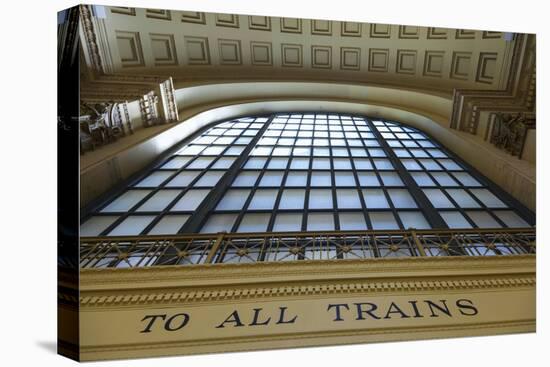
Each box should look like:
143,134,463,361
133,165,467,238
383,302,410,319
327,303,350,321
249,308,271,326
164,313,190,331
456,299,479,316
408,300,424,318
424,300,452,318
137,299,479,334
140,313,190,333
276,307,298,324
140,314,166,333
215,310,245,328
354,302,381,320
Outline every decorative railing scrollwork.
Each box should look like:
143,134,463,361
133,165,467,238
78,227,535,269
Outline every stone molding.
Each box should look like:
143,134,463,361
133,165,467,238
450,34,536,135
77,255,535,308
71,254,535,361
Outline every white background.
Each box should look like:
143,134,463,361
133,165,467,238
0,0,547,365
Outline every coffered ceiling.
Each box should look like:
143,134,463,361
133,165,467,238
83,5,518,96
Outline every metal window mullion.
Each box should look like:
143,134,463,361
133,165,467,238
262,119,295,260
328,130,340,232
327,120,343,258
227,179,257,233
79,117,218,221
455,184,511,229
367,118,448,230
381,126,474,256
162,139,248,233
302,137,312,232
150,117,273,265
369,162,401,224
97,127,247,236
415,126,535,226
435,180,507,229
266,143,293,233
347,116,379,256
371,120,470,256
230,162,274,233
367,139,408,229
98,190,160,236
174,115,275,234
425,162,510,230
141,164,230,235
421,168,479,228
347,117,375,231
87,111,534,261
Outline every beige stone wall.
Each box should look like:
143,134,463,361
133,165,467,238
75,255,535,361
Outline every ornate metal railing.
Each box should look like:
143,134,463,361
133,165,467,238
78,227,536,269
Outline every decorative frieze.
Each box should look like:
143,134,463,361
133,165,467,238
79,5,104,74
490,112,535,157
79,102,128,153
159,77,179,123
72,255,535,361
450,33,536,154
139,91,160,127
122,101,133,134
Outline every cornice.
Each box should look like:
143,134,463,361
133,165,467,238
76,255,536,308
78,273,535,308
79,5,166,102
450,34,536,134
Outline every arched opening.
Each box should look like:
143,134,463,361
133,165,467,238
64,6,537,359
81,112,534,236
79,112,534,266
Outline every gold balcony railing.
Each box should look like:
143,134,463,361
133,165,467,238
78,227,536,269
